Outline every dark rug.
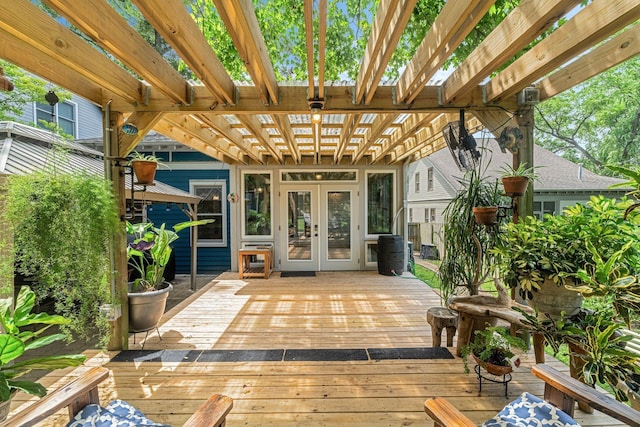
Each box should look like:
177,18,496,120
280,271,316,277
368,347,454,360
111,347,453,362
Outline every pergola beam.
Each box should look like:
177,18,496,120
271,114,300,164
395,0,495,105
132,0,236,106
484,0,640,103
441,0,582,104
0,0,147,105
153,120,233,164
355,0,417,105
195,113,264,164
538,23,640,100
237,116,283,162
352,114,396,163
212,0,279,105
119,112,165,155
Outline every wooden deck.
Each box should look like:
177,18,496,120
9,271,624,426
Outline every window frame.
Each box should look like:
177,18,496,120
189,179,228,247
33,100,78,137
414,172,420,193
427,167,434,191
241,170,273,239
365,170,397,238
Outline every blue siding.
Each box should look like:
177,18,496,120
148,168,231,274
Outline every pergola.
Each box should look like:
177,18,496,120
1,0,639,349
1,0,639,166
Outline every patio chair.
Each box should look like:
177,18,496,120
3,367,233,427
424,364,640,427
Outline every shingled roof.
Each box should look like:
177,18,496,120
428,138,626,194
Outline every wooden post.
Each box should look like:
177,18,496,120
515,107,534,219
106,110,129,351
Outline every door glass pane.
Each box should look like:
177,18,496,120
287,191,312,261
326,191,351,260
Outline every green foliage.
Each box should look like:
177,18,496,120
0,286,86,401
492,196,640,300
1,171,119,345
535,56,640,170
0,60,71,122
439,161,506,300
413,264,441,290
127,220,213,292
460,326,527,375
498,162,538,180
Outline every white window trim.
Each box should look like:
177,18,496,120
364,169,397,239
33,99,78,137
241,170,274,240
190,179,227,248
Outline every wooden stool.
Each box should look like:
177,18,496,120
426,307,458,347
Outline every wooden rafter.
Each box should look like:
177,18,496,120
390,113,454,163
395,0,495,105
44,0,191,105
237,116,283,162
304,0,315,97
484,0,640,103
355,0,417,105
0,0,146,105
153,120,230,163
271,114,300,164
0,28,107,106
119,112,164,155
132,0,236,106
317,0,327,100
372,113,438,162
352,114,396,163
538,23,640,101
195,113,263,164
334,114,361,163
441,0,582,104
212,0,279,105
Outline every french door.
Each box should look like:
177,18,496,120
280,184,359,271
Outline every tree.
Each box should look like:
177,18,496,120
534,56,640,174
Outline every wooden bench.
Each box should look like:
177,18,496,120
4,367,233,427
425,364,640,427
238,246,274,279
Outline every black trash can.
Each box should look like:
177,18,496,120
377,235,404,276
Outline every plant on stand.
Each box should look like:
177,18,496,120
461,325,527,375
0,286,86,421
126,219,212,333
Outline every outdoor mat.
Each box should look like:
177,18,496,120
368,346,454,360
111,347,453,362
280,271,316,277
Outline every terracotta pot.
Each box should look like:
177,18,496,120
472,207,498,225
130,160,157,184
502,176,529,197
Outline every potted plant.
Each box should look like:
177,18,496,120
0,286,86,421
499,162,538,196
461,325,527,375
127,151,165,185
440,162,506,299
492,196,640,318
126,219,212,332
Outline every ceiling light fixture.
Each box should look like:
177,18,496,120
309,101,324,124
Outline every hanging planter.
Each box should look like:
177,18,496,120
472,206,498,225
127,152,164,185
502,176,529,197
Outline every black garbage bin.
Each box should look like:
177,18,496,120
377,235,404,276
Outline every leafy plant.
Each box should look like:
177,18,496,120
127,151,164,164
608,164,640,218
439,161,506,300
127,220,213,292
461,326,527,375
499,162,539,180
1,171,119,345
0,286,86,401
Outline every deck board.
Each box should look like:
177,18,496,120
8,271,626,426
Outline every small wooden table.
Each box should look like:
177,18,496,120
238,247,274,279
426,307,457,347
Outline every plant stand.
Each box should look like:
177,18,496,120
475,364,512,398
131,327,163,350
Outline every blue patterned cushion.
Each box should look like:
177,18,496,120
480,392,580,427
66,399,171,427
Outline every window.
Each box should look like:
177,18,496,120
190,181,227,246
427,167,434,191
409,208,413,223
534,201,556,219
367,171,394,235
243,172,272,236
414,172,420,193
430,208,436,223
424,208,429,223
35,101,77,137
